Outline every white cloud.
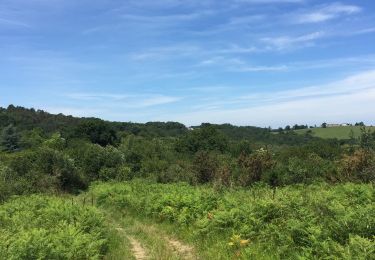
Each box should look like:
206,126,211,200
292,2,361,24
130,45,201,61
197,56,281,72
261,31,325,50
65,93,130,101
0,17,30,28
156,70,375,126
237,0,304,4
234,65,288,72
42,106,103,118
121,10,214,23
216,44,261,54
138,95,182,107
198,56,244,66
65,92,182,108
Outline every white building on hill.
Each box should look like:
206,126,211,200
326,123,351,127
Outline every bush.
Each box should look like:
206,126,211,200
0,195,109,259
238,148,275,186
193,151,219,184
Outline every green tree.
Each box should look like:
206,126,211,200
359,126,374,152
348,129,356,153
176,124,228,153
238,148,274,186
0,124,20,152
20,128,45,148
75,119,117,146
43,132,66,150
193,151,218,184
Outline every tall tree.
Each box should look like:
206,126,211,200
0,124,20,152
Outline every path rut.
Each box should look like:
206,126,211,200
115,227,148,260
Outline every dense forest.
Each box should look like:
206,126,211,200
0,105,374,259
1,105,374,200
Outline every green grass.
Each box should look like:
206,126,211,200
90,180,375,259
294,126,375,139
0,195,110,259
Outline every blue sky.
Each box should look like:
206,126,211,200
1,0,375,127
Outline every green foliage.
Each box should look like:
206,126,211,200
75,119,118,146
284,153,334,184
0,147,85,199
193,151,219,184
176,124,229,153
238,148,275,186
0,105,374,259
0,124,20,152
20,128,45,149
360,126,375,151
0,195,109,259
43,132,66,150
71,143,125,182
92,181,375,259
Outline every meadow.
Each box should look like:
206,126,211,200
91,180,375,259
1,106,374,259
294,126,375,139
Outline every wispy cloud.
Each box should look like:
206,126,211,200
291,2,361,24
121,10,214,23
235,65,288,72
65,92,182,108
236,0,304,4
160,70,375,126
261,31,325,50
138,95,182,107
216,44,261,54
198,56,244,66
65,93,130,101
197,56,285,72
0,17,30,28
238,70,375,104
130,45,201,61
42,106,103,118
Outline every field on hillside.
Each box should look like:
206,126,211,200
294,126,375,139
90,181,375,259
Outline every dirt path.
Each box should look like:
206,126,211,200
115,227,148,260
106,210,197,260
127,236,148,260
167,238,195,259
129,219,197,259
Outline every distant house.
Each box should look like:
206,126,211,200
326,123,351,128
326,124,341,128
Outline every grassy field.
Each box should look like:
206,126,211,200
0,182,373,259
294,126,375,139
90,180,375,259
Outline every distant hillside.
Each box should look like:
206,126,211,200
1,105,321,146
294,126,375,140
0,105,188,138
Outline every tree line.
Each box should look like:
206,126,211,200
0,105,374,201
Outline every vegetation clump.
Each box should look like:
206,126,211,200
0,195,109,259
91,181,375,259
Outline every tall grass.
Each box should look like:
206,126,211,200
0,195,110,259
91,181,375,259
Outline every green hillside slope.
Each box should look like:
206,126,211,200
295,126,375,139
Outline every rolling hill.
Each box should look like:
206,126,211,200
294,126,375,139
